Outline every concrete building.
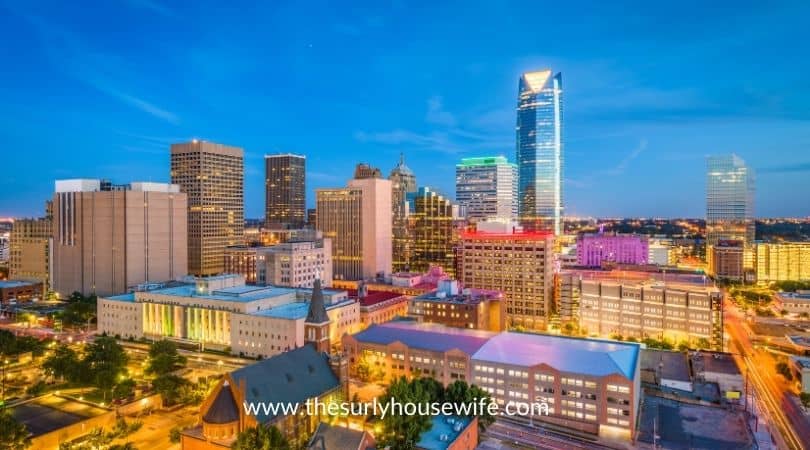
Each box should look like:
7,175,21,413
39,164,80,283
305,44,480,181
790,356,810,394
171,140,244,276
560,270,723,349
755,242,810,282
640,349,692,392
576,233,649,267
409,280,505,332
9,206,52,294
52,180,187,297
648,240,675,266
265,154,306,228
98,275,359,357
224,239,332,288
417,416,478,450
390,154,417,273
774,291,810,315
332,265,451,297
455,156,517,222
316,171,391,281
690,351,743,399
347,287,409,330
706,154,755,270
407,187,456,276
0,280,44,303
457,221,554,330
0,232,8,263
708,240,745,282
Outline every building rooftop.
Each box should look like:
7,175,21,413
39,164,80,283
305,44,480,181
139,284,298,303
250,298,355,320
641,349,691,383
472,332,641,380
777,292,810,301
351,322,495,355
416,416,473,450
346,289,406,307
460,230,553,241
0,280,40,289
691,352,741,376
307,423,369,450
791,356,810,370
787,335,810,348
414,288,503,304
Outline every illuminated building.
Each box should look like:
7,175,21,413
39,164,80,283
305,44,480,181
264,153,306,228
315,168,391,280
775,291,810,315
558,269,723,349
517,70,563,234
347,285,410,329
755,242,810,282
9,202,52,294
708,240,745,282
171,140,244,276
409,279,505,331
0,280,44,303
223,239,332,287
52,179,187,297
706,154,754,269
98,275,359,357
331,265,451,297
576,233,649,267
457,221,554,330
407,187,456,276
390,154,417,272
455,156,517,222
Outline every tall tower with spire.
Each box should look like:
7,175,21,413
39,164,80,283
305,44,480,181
389,153,417,272
305,279,331,353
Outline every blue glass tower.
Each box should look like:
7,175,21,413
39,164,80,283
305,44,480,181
516,70,563,234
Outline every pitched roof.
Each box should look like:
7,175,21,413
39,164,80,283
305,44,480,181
230,345,340,423
307,423,369,450
350,322,495,355
306,279,329,323
203,381,240,424
472,332,640,380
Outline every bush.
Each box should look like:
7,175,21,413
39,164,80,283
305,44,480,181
26,380,47,396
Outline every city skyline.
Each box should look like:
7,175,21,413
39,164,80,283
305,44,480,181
2,2,810,219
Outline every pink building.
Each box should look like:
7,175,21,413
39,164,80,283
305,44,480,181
576,233,649,267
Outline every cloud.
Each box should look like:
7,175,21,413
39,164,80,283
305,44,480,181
758,162,810,174
426,96,457,127
603,139,648,175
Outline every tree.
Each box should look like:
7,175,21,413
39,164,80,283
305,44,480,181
169,427,183,444
233,425,290,450
695,338,711,350
443,380,496,431
43,345,84,382
776,361,793,381
84,337,128,399
0,410,31,450
146,340,186,376
113,379,136,400
800,392,810,408
0,330,16,356
375,377,434,449
677,341,690,352
152,374,188,406
108,444,136,450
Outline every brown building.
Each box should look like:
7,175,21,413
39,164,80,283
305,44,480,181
265,154,306,228
347,286,410,329
457,222,554,330
171,140,244,276
0,280,44,303
52,180,187,297
409,280,505,332
389,154,417,273
708,240,745,282
9,203,52,294
409,187,457,277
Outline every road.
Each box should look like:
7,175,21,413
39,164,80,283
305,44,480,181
725,297,810,450
485,419,627,450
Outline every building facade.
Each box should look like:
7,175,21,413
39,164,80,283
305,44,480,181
316,173,392,281
52,180,187,297
390,154,417,272
407,187,456,276
708,240,745,282
224,239,332,288
171,140,244,276
455,156,517,222
576,233,649,267
755,242,810,282
706,154,754,269
516,70,563,234
0,280,44,303
9,207,52,294
457,223,554,330
409,280,505,332
265,154,306,228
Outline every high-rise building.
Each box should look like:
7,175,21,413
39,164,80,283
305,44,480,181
52,179,187,296
755,242,810,282
706,154,754,269
171,140,244,276
576,233,649,267
516,70,563,234
708,240,745,282
407,187,456,276
316,168,391,280
455,156,517,222
353,163,382,179
389,154,417,272
264,154,305,228
9,202,52,294
457,220,554,330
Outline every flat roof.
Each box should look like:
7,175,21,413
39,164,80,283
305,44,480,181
351,322,495,355
251,298,355,320
106,293,136,302
0,280,40,288
641,349,691,383
414,289,503,303
346,289,405,307
777,292,810,301
417,416,473,450
791,356,810,370
472,332,640,379
136,284,298,303
692,352,741,376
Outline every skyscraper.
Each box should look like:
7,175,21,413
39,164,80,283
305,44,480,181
389,153,417,272
9,202,52,295
52,179,187,296
316,166,392,280
171,140,244,276
407,187,456,276
265,154,306,228
516,70,563,234
706,154,755,247
455,156,517,222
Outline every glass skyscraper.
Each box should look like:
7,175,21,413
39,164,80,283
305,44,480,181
706,154,755,246
516,70,563,234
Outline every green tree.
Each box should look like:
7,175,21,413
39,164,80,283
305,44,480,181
43,345,84,382
152,374,187,406
443,380,496,431
376,377,434,449
146,340,186,376
695,338,711,350
677,341,690,352
113,379,136,400
0,410,31,450
169,427,183,444
0,329,16,356
84,337,128,399
800,392,810,408
233,425,290,450
776,361,793,381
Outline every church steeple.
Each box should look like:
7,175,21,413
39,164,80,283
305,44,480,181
306,279,329,324
305,279,331,353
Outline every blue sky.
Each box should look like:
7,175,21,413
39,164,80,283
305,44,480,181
1,0,809,218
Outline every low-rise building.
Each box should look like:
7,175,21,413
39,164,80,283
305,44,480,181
0,280,44,303
417,416,478,450
332,266,450,297
774,291,810,315
708,240,745,282
348,287,409,330
790,356,810,394
577,233,649,267
307,423,375,450
640,349,692,392
98,275,359,357
224,239,332,288
409,280,505,332
691,351,743,400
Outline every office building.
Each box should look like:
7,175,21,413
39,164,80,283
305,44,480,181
457,221,554,330
307,208,316,227
774,292,810,315
755,242,810,282
331,265,451,297
353,163,382,179
98,275,359,357
0,232,8,263
559,269,723,349
347,286,410,329
455,156,517,222
171,140,244,276
516,70,563,234
316,170,391,281
706,154,754,269
576,233,649,267
52,179,187,297
223,239,332,288
265,154,306,228
648,239,675,266
409,280,505,331
8,203,52,294
0,280,44,303
390,154,417,272
407,187,456,276
708,240,745,282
